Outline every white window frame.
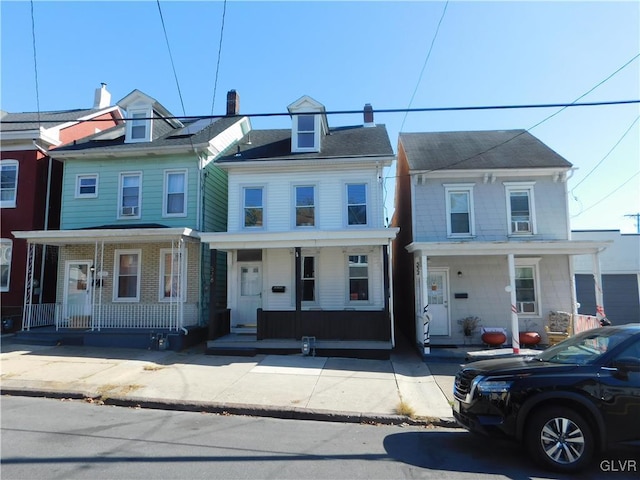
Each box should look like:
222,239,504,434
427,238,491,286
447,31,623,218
243,186,264,229
0,239,12,292
293,184,316,228
159,248,187,302
444,184,475,237
163,169,187,217
0,160,19,208
301,254,317,304
125,107,152,143
113,249,141,302
347,253,370,303
514,257,541,315
505,182,536,236
75,174,99,198
346,183,368,227
292,114,318,152
118,172,142,219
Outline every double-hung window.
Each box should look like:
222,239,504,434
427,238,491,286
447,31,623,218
75,174,98,198
296,114,316,150
164,170,187,216
243,187,263,228
505,182,536,235
445,184,475,237
348,255,369,301
0,160,18,208
119,173,141,218
114,249,141,301
302,256,316,302
515,258,540,314
159,248,186,301
126,109,152,143
347,183,367,226
0,239,12,292
295,185,315,227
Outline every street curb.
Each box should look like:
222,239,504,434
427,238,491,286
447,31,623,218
1,387,461,428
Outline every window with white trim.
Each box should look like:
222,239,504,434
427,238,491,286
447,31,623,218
119,173,141,218
505,182,536,235
348,255,369,301
347,183,367,226
295,185,315,227
159,248,187,301
515,258,541,314
164,170,187,216
0,160,18,208
114,249,141,301
445,184,475,236
125,108,152,143
0,239,12,292
243,187,263,228
75,174,98,198
294,114,317,151
302,256,316,302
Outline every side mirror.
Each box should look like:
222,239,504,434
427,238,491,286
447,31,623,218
612,357,640,373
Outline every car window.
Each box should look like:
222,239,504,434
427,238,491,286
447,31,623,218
540,328,636,365
612,338,640,362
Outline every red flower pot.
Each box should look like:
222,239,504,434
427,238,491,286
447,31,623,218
481,331,507,347
519,331,541,347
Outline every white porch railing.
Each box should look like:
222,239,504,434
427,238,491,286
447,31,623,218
22,303,199,331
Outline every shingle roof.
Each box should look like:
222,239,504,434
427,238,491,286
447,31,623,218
0,108,105,132
51,115,244,154
400,130,572,171
218,124,393,163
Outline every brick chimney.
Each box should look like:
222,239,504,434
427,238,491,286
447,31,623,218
227,90,240,116
363,103,374,126
93,83,111,109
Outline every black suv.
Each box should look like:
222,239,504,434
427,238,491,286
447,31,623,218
453,324,640,472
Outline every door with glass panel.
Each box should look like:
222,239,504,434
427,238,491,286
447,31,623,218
234,263,262,332
64,261,92,327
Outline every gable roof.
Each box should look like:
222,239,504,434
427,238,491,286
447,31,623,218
399,129,572,171
49,115,247,157
218,124,393,164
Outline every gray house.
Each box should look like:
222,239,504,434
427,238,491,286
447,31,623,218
392,129,609,354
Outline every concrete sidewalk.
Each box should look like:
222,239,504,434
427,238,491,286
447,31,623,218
0,336,462,427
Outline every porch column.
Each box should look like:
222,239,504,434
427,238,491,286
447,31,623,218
22,242,36,331
507,253,520,354
419,253,430,355
295,247,302,333
592,252,606,322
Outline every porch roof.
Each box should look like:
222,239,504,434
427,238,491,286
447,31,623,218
406,239,611,256
12,227,200,246
199,228,399,250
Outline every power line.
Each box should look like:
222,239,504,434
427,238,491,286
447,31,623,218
571,114,640,193
210,0,228,116
156,0,187,117
29,0,41,128
571,171,640,218
3,99,638,125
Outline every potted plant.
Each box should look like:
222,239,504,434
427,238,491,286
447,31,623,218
458,316,482,341
519,318,541,347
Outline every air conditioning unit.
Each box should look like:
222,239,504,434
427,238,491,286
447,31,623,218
513,221,531,233
121,206,138,216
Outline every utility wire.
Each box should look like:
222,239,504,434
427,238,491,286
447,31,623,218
210,0,228,116
156,0,187,117
4,99,638,125
29,0,41,128
571,114,640,193
572,171,640,217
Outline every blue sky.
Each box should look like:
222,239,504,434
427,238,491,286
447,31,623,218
2,1,639,232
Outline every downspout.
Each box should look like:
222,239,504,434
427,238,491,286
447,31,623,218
387,239,395,348
33,140,51,304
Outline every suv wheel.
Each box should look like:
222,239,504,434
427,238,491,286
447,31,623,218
526,407,594,472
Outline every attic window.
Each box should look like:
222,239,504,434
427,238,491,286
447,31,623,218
125,108,152,143
293,114,319,152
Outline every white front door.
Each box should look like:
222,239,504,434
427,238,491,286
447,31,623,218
427,270,449,335
233,262,262,331
64,261,92,323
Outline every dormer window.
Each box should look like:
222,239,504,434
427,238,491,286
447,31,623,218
296,115,316,149
125,108,152,143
